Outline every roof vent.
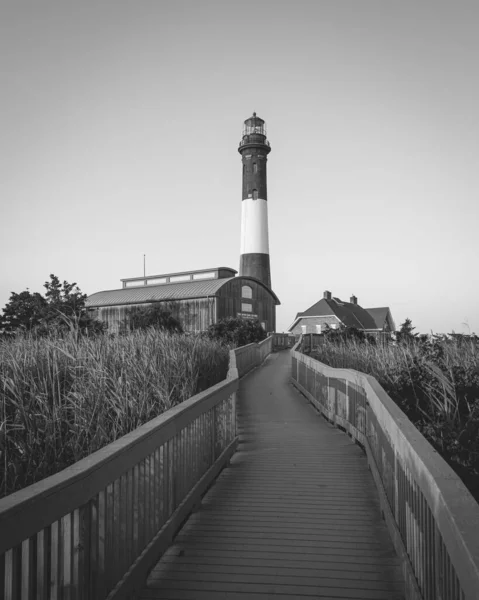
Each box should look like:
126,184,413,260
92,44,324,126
323,290,332,300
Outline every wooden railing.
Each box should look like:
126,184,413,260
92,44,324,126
271,333,295,351
0,337,273,600
291,339,479,600
232,335,273,378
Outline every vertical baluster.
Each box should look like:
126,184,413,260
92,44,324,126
143,456,150,547
71,508,80,600
80,503,91,600
405,470,411,561
97,490,107,598
413,481,419,584
168,437,175,515
186,423,191,495
4,546,21,600
21,536,35,600
119,474,127,575
159,445,166,525
132,465,139,561
424,499,432,600
149,451,155,542
105,483,115,592
138,460,146,553
36,528,50,600
88,496,98,598
50,520,60,600
125,470,132,570
154,447,161,533
179,428,184,502
61,513,72,600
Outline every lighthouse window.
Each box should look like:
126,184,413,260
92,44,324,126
252,189,258,200
242,285,252,299
241,303,252,313
253,163,257,173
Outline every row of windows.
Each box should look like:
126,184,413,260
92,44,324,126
243,163,259,174
301,323,339,334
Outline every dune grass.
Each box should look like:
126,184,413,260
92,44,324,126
0,329,229,497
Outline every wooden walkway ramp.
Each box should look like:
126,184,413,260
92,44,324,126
139,350,405,600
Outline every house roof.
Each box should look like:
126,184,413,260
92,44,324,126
86,276,280,308
364,307,390,329
288,296,390,331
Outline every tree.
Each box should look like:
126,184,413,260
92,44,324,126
207,317,266,347
127,304,183,333
396,318,418,344
0,290,46,334
0,274,105,337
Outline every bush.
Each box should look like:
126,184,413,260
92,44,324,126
207,317,266,347
127,304,183,333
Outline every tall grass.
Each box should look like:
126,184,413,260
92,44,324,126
0,329,229,497
309,336,479,501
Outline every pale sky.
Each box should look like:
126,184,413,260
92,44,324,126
1,1,478,334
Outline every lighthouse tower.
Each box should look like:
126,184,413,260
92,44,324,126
238,113,272,289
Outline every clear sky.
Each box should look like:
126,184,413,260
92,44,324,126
1,1,478,335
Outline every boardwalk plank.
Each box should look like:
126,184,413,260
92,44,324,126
140,351,405,600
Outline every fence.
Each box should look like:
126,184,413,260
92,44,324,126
231,335,273,378
0,337,273,600
271,333,295,351
291,339,479,600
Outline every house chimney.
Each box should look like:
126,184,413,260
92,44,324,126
350,295,357,305
323,290,332,300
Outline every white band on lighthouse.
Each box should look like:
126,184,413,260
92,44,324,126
240,198,269,255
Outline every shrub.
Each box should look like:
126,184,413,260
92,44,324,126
207,317,266,347
127,304,183,333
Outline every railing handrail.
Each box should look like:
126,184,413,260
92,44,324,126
291,345,479,599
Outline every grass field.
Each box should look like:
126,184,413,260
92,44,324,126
0,329,229,497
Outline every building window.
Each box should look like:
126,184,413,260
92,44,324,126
330,323,338,330
125,280,145,287
261,322,266,331
301,325,307,334
316,324,322,333
241,303,252,313
252,189,258,200
253,163,257,173
241,285,252,299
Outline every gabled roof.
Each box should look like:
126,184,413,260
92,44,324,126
365,307,395,331
288,296,390,331
86,276,280,308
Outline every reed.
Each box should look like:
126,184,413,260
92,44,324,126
0,329,229,497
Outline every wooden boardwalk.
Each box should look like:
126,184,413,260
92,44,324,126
140,351,405,600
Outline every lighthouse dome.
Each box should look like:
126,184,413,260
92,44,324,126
243,112,267,137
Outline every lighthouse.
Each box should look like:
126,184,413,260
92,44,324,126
238,113,272,289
